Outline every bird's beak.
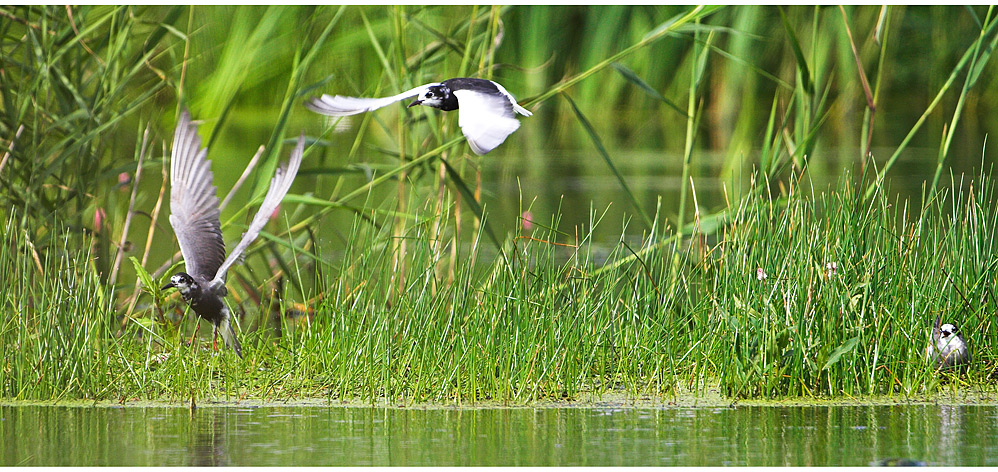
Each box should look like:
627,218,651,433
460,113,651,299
408,99,422,108
161,282,175,291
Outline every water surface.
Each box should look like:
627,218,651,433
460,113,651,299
2,403,996,466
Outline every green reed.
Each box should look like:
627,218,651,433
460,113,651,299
2,170,996,402
2,6,997,403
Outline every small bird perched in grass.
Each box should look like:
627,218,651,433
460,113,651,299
305,78,532,155
161,109,304,358
925,316,969,371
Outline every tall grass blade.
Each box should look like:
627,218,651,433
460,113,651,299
563,93,654,230
611,62,688,117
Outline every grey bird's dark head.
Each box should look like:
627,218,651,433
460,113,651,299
409,85,452,109
162,272,198,300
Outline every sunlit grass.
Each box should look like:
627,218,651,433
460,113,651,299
2,171,996,403
1,5,997,404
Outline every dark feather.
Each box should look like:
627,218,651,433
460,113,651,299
212,133,305,285
168,110,226,281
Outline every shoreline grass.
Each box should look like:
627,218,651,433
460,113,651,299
2,170,996,404
2,387,995,409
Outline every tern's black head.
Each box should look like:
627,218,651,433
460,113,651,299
163,272,199,300
409,85,458,111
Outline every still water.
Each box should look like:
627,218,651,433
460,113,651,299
2,403,996,466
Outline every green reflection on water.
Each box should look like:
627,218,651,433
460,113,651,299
1,404,995,466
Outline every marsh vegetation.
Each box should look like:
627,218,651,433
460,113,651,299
1,5,997,403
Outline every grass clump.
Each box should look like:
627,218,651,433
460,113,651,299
0,214,119,400
3,171,995,404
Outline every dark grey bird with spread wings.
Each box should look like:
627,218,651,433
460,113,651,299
162,110,303,358
305,78,531,155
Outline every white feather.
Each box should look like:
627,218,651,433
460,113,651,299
453,89,522,155
305,84,436,116
490,81,532,116
926,322,969,369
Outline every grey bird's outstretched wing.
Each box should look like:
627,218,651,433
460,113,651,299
304,84,436,116
169,110,226,281
210,134,305,287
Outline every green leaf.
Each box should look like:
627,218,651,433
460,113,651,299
777,6,813,95
130,256,157,294
280,193,349,209
821,336,860,371
611,62,688,117
966,26,998,88
439,157,502,249
563,93,654,230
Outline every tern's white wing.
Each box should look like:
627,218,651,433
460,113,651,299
453,89,522,155
210,134,304,286
490,81,533,117
305,84,437,116
168,110,225,281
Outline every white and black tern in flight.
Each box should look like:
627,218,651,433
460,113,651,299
162,110,304,358
305,78,532,155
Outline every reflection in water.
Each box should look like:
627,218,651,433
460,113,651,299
938,405,961,465
189,409,229,466
1,403,997,466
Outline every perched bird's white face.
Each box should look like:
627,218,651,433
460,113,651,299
927,319,969,370
939,323,957,339
169,272,198,299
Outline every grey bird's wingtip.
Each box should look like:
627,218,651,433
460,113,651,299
209,132,304,284
303,97,325,114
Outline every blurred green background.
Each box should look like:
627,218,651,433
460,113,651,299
2,4,996,300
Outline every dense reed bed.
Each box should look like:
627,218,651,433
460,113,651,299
2,171,996,402
1,5,997,403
